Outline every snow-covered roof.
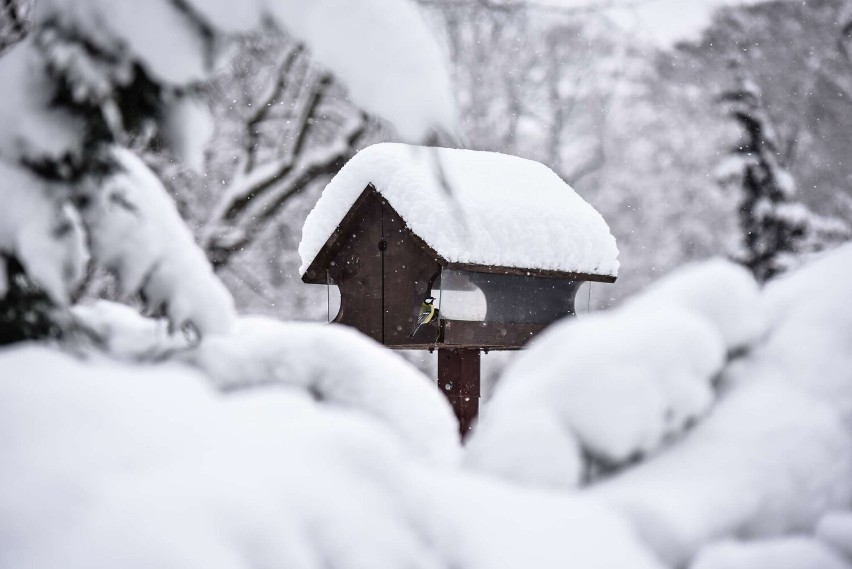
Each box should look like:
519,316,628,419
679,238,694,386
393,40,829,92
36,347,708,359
299,143,619,278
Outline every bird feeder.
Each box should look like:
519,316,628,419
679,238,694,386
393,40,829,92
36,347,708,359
299,143,618,436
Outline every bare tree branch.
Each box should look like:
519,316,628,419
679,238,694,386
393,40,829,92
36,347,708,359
244,44,305,170
201,43,369,270
205,116,367,268
212,72,332,225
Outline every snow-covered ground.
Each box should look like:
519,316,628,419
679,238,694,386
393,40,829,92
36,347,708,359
2,244,852,568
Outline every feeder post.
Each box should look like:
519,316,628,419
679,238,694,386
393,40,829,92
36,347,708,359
437,348,481,438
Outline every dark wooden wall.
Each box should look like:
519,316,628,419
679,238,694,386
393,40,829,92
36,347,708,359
328,188,442,346
327,190,384,343
323,186,585,351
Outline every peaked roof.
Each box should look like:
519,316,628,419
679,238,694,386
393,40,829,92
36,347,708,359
299,143,619,279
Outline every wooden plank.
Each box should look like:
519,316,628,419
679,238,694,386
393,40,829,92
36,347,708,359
441,319,546,350
303,185,617,285
438,348,481,438
302,186,380,284
445,262,617,283
381,199,443,347
328,190,384,343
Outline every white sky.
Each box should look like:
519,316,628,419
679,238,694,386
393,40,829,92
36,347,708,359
531,0,767,47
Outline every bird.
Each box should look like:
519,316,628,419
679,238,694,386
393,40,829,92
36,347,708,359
409,296,438,337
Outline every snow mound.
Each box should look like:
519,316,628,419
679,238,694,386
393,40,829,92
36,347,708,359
591,244,852,567
300,143,619,277
465,259,751,488
463,409,585,489
185,317,461,465
691,538,852,569
412,470,665,569
72,300,189,359
623,258,767,351
0,345,663,569
816,512,852,558
591,379,852,566
79,148,235,337
0,346,433,569
758,244,852,425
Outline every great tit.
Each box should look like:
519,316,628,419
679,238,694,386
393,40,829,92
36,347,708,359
409,296,438,337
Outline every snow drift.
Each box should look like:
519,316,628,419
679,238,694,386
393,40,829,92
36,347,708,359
465,259,761,488
592,244,852,566
0,346,662,569
186,317,462,465
4,243,852,569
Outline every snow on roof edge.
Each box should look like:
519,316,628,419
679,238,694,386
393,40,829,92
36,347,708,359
299,144,619,278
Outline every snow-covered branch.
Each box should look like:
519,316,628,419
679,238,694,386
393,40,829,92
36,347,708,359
201,44,369,268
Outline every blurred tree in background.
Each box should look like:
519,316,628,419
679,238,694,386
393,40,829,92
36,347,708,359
3,0,851,333
0,0,452,345
719,67,848,282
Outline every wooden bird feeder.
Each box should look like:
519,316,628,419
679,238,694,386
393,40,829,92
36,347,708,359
300,144,618,437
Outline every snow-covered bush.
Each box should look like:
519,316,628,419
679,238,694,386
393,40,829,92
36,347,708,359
79,148,235,336
5,245,852,569
186,317,461,464
465,259,761,488
690,538,851,569
816,511,852,559
0,346,663,569
591,243,852,567
591,377,852,566
72,300,190,358
0,162,88,305
621,259,767,351
70,302,460,464
0,0,454,341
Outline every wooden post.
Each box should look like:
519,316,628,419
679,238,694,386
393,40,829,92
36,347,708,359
438,348,481,439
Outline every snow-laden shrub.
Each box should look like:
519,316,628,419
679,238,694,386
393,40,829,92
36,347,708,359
72,300,190,358
0,346,438,569
0,346,664,569
816,511,852,559
0,0,455,340
462,408,585,489
31,0,454,140
690,538,851,569
466,308,725,489
622,258,767,351
79,148,236,336
0,162,88,304
185,317,462,465
757,244,852,424
591,244,852,567
591,379,852,566
71,303,459,464
465,259,763,488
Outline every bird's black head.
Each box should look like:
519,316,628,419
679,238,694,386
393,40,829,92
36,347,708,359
425,296,435,304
